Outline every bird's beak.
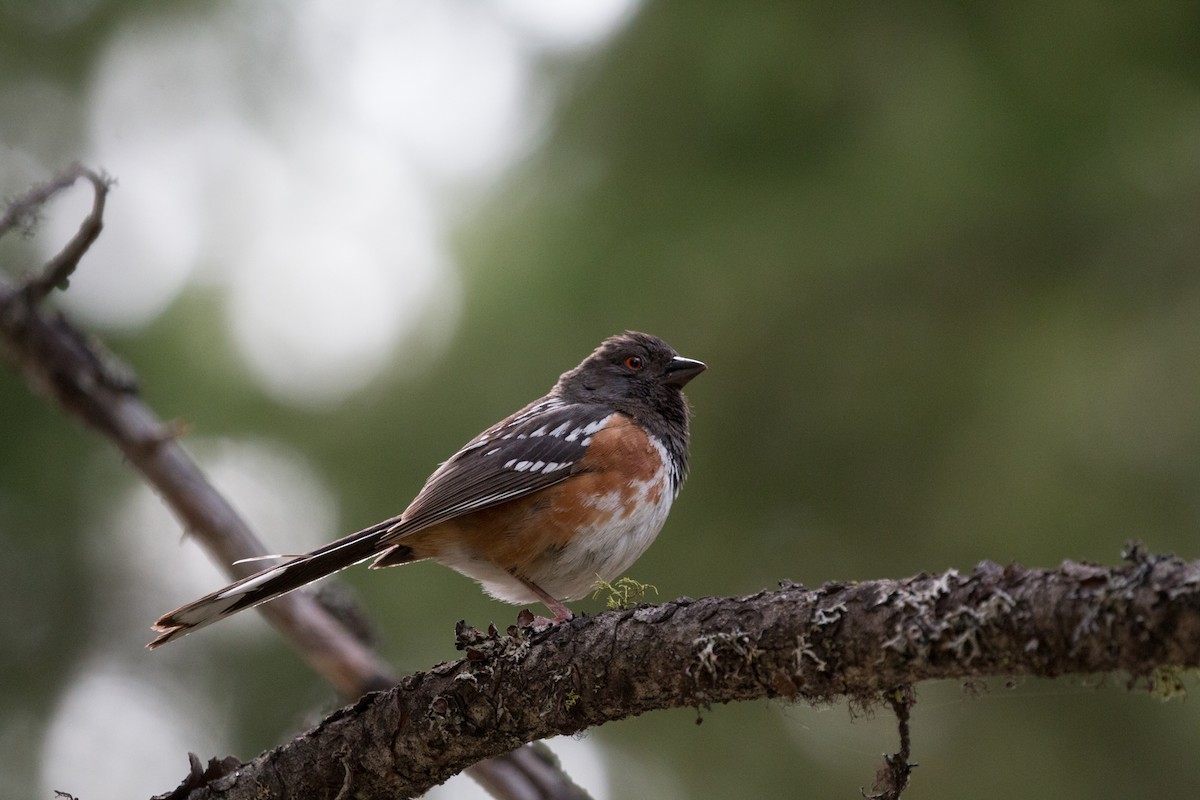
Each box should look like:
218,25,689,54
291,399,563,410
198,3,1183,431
664,356,706,387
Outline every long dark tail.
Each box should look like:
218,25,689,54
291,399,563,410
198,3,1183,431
148,516,405,648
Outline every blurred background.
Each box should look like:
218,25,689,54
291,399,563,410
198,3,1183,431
3,1,1200,798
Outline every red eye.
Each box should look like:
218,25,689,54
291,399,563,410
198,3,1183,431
624,355,644,371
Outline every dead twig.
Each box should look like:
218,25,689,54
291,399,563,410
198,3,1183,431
0,166,396,698
0,164,92,238
866,686,916,800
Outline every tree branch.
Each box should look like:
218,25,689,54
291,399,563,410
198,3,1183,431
0,174,396,697
156,551,1200,798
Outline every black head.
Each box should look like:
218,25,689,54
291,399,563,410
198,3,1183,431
554,331,704,428
554,332,704,486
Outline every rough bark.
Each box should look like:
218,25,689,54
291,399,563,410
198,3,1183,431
160,550,1200,798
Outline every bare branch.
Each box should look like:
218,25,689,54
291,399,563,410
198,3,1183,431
0,270,397,700
2,165,400,694
468,742,593,800
29,167,112,303
1,164,112,304
0,164,90,238
159,553,1200,799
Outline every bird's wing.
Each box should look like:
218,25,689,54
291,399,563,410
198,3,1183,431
388,400,617,536
148,401,617,647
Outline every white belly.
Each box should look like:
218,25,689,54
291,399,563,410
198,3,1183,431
436,447,677,606
527,481,674,601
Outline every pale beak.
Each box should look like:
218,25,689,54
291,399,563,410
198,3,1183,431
664,356,706,387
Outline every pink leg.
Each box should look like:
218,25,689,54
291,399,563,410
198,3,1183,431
509,571,574,625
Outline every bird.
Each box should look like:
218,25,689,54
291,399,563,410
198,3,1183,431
149,331,705,647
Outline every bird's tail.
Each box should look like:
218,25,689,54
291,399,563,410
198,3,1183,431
148,515,405,648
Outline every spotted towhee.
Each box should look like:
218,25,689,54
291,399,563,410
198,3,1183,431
149,332,705,647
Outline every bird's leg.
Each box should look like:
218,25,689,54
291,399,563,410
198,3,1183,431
509,570,574,627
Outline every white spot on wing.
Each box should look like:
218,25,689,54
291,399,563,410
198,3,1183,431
564,413,613,442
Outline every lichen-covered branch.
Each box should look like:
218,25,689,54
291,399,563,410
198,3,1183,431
163,551,1200,799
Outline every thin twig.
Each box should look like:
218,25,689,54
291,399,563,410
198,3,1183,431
1,164,112,304
22,167,112,304
866,686,916,800
0,163,90,238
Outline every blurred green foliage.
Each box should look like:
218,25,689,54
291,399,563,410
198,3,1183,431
4,1,1200,798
